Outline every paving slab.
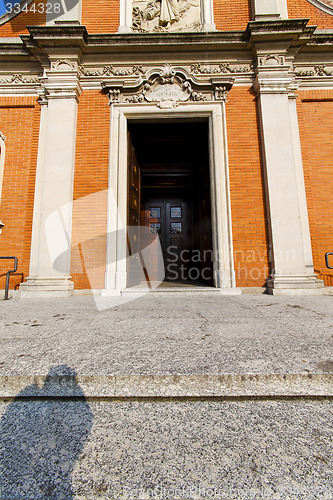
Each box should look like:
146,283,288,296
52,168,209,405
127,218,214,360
0,398,332,499
0,294,333,499
0,294,332,377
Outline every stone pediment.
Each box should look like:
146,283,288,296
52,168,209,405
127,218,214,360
102,63,234,108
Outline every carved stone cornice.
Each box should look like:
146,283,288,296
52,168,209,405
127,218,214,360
308,32,333,46
247,19,312,39
102,63,233,108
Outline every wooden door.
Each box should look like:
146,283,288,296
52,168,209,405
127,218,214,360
142,196,193,283
198,162,213,284
127,133,141,287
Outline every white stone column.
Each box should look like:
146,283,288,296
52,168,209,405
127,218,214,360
288,84,319,280
0,132,6,205
20,64,81,297
46,0,82,24
254,61,323,294
118,0,133,33
251,0,288,20
202,0,216,31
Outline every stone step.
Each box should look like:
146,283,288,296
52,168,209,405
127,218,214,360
0,373,332,399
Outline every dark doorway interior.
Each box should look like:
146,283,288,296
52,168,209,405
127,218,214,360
128,120,213,287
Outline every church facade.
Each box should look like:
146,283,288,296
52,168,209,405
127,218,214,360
0,0,332,296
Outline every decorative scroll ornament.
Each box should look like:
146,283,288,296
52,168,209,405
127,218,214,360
295,64,333,77
0,74,39,84
215,86,230,102
191,63,253,75
50,59,76,72
258,55,285,67
109,89,121,103
0,131,6,141
103,64,233,107
132,0,201,33
124,64,207,108
81,65,146,77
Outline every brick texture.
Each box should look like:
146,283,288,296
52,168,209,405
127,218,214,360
287,0,333,29
0,97,40,290
82,0,119,33
226,86,270,288
297,90,333,285
0,0,46,37
70,90,110,289
213,0,252,30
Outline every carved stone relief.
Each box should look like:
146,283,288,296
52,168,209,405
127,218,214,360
191,63,253,75
102,63,233,108
50,59,76,72
80,65,146,77
295,64,333,77
0,74,40,84
132,0,201,32
258,55,285,67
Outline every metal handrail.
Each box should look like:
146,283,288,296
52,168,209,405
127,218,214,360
0,256,18,300
325,252,333,270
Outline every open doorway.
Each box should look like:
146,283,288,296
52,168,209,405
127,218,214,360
127,120,214,288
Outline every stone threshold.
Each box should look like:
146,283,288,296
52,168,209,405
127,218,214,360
120,286,241,295
3,287,332,299
0,373,332,399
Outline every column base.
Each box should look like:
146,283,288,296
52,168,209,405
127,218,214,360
266,274,325,295
20,276,74,298
202,22,217,32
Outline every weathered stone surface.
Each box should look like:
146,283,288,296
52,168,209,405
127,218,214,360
0,294,332,376
0,399,332,499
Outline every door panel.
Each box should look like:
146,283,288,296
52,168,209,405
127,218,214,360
127,133,141,287
142,196,192,282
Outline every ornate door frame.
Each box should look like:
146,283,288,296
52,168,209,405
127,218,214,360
102,101,236,293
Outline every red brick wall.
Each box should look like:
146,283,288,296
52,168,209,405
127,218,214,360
213,0,252,30
287,0,333,29
82,0,119,33
0,0,46,37
0,97,40,290
297,89,333,285
70,90,110,289
81,0,251,33
226,86,270,288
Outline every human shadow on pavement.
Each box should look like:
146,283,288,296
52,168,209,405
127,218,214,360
0,365,93,499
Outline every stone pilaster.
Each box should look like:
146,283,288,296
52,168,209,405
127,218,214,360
251,0,288,20
20,28,85,297
46,0,82,25
251,21,324,294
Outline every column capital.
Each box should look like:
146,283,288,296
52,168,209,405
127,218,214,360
41,67,82,102
253,73,295,95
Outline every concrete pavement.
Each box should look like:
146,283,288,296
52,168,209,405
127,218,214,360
0,293,332,499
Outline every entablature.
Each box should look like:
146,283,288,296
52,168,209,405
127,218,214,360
0,21,332,96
